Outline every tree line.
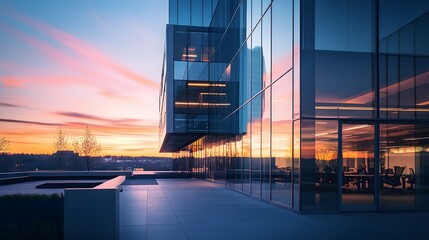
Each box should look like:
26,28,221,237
53,126,101,157
53,126,101,171
1,126,102,171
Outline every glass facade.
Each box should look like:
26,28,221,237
160,0,429,212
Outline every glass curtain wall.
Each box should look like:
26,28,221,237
172,27,211,133
261,5,272,201
377,0,429,211
175,0,429,212
169,0,216,27
341,123,375,210
182,0,296,206
299,0,377,211
271,74,293,206
295,0,429,211
301,0,377,119
379,1,429,120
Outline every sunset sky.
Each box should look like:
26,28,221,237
0,0,169,156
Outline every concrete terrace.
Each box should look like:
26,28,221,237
120,179,428,240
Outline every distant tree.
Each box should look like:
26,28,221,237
53,128,69,170
0,137,10,153
53,127,69,152
72,137,80,154
74,126,102,171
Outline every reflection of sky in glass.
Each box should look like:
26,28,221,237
315,0,372,52
271,0,292,81
379,0,429,39
271,73,292,159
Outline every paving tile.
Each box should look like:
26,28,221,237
147,211,179,224
147,215,179,224
147,224,188,240
147,209,175,216
121,211,147,226
120,178,429,240
120,225,147,240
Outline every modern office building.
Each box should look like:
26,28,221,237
159,0,429,212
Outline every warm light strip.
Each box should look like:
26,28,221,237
343,124,371,131
315,131,339,137
316,106,375,111
315,132,330,137
200,92,226,96
404,136,429,141
316,106,429,112
380,107,429,112
315,125,369,137
188,83,226,87
417,100,429,106
182,54,197,58
175,102,230,106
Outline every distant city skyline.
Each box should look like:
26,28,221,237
0,0,169,156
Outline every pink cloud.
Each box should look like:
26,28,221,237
0,74,104,92
0,23,105,87
1,77,27,88
0,102,22,108
7,11,158,89
100,90,134,101
0,118,61,126
54,111,143,125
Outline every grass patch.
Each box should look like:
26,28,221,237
0,193,64,200
0,193,64,240
36,182,101,189
0,218,63,240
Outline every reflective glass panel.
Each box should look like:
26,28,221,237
271,73,293,206
301,120,338,211
341,124,375,210
271,0,292,81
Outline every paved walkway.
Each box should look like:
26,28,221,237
120,179,428,240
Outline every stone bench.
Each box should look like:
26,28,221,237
64,175,126,240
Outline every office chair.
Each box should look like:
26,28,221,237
383,166,405,193
407,168,416,190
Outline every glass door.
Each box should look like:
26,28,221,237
340,123,376,211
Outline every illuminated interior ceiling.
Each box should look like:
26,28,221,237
316,70,429,112
160,79,233,152
182,47,197,61
315,122,429,151
175,102,230,106
175,82,229,107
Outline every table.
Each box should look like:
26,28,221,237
344,173,375,192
